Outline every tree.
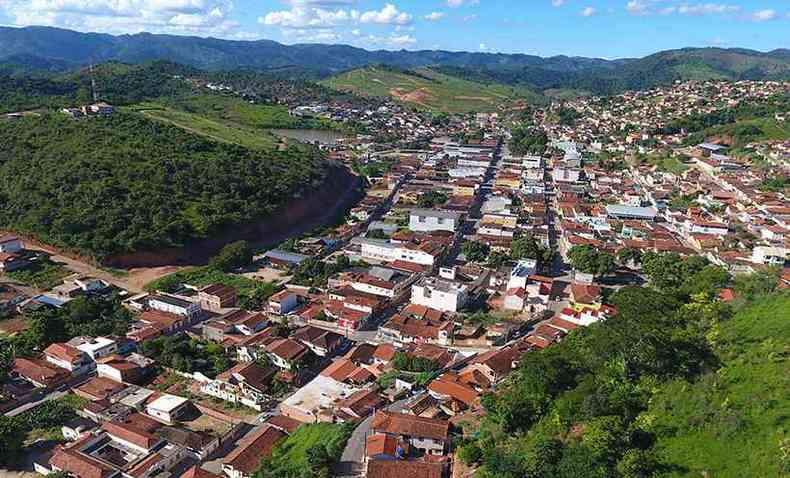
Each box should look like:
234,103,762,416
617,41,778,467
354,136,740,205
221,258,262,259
568,245,615,278
209,241,253,272
582,415,627,460
616,449,659,478
462,241,490,263
733,269,779,301
0,415,25,466
617,247,643,267
0,339,13,383
511,235,541,260
417,191,448,208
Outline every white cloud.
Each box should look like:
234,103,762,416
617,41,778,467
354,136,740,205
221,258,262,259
424,11,445,21
478,42,487,50
447,0,478,7
351,31,417,49
359,3,412,25
551,0,565,7
627,1,742,17
751,9,776,21
462,13,478,22
260,6,358,29
626,0,650,15
580,6,596,16
3,0,242,36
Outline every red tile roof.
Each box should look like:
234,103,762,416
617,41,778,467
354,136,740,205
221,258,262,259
222,424,286,475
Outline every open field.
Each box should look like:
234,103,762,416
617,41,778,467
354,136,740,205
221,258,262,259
324,66,543,113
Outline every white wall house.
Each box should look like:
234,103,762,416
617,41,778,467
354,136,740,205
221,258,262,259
752,246,788,266
507,259,537,290
409,209,462,233
148,294,201,319
146,394,190,424
356,238,438,266
411,277,469,313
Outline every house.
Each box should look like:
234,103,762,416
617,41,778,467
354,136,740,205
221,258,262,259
0,235,23,253
354,237,442,267
0,252,29,273
366,460,444,478
409,209,462,233
44,342,94,375
410,277,469,313
266,338,310,371
68,336,118,361
222,425,286,478
262,249,310,269
12,357,69,389
198,284,237,312
370,410,450,456
146,394,191,424
74,376,126,402
605,204,658,221
96,354,152,384
292,326,344,357
365,433,407,461
269,289,300,315
752,246,788,266
200,362,275,411
148,294,201,319
427,373,480,414
503,287,527,311
280,374,359,423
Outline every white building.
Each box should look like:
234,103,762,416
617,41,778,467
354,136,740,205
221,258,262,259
68,336,117,361
752,246,788,266
507,259,537,290
148,294,201,319
146,394,190,424
409,209,462,233
411,277,469,313
355,238,439,266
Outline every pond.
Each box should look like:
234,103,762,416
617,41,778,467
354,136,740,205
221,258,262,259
270,128,349,145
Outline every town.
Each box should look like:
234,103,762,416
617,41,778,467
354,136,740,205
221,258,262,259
1,72,788,478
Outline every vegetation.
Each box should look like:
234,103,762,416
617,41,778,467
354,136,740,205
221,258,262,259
0,112,326,259
461,244,788,478
509,125,549,155
255,422,354,478
2,295,132,357
568,245,616,278
462,241,491,263
758,175,789,192
417,191,449,208
392,351,441,373
5,258,70,289
324,66,542,113
209,241,253,272
144,265,277,311
141,335,231,378
291,255,356,288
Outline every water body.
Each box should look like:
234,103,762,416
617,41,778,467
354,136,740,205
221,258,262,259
270,128,348,145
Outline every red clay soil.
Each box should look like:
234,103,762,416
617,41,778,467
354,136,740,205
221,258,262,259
104,163,362,269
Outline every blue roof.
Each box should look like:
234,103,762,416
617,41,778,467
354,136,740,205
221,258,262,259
263,249,310,264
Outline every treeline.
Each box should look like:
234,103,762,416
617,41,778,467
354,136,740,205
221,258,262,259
459,254,785,478
654,93,790,135
0,61,197,113
0,295,132,361
0,113,326,258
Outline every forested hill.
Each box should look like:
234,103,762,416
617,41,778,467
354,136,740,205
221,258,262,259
0,112,327,259
459,255,788,478
2,26,789,95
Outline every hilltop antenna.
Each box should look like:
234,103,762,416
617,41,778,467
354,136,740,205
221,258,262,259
89,62,99,103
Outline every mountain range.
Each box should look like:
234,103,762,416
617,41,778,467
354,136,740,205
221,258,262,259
1,26,789,95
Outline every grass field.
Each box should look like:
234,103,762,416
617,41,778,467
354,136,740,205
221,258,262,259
129,103,279,150
648,293,790,477
128,94,342,150
324,66,543,113
5,259,69,290
706,117,790,148
261,422,354,477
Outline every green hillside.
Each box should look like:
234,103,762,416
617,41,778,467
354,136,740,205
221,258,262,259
129,95,340,150
648,293,790,477
323,66,544,113
0,112,325,259
458,253,788,478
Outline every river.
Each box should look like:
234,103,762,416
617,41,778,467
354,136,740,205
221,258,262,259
270,128,349,145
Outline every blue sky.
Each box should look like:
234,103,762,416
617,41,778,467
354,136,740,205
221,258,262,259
1,0,788,58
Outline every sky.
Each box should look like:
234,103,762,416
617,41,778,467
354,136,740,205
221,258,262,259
0,0,788,58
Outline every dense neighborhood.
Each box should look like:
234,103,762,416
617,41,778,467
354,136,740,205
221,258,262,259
1,72,788,478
